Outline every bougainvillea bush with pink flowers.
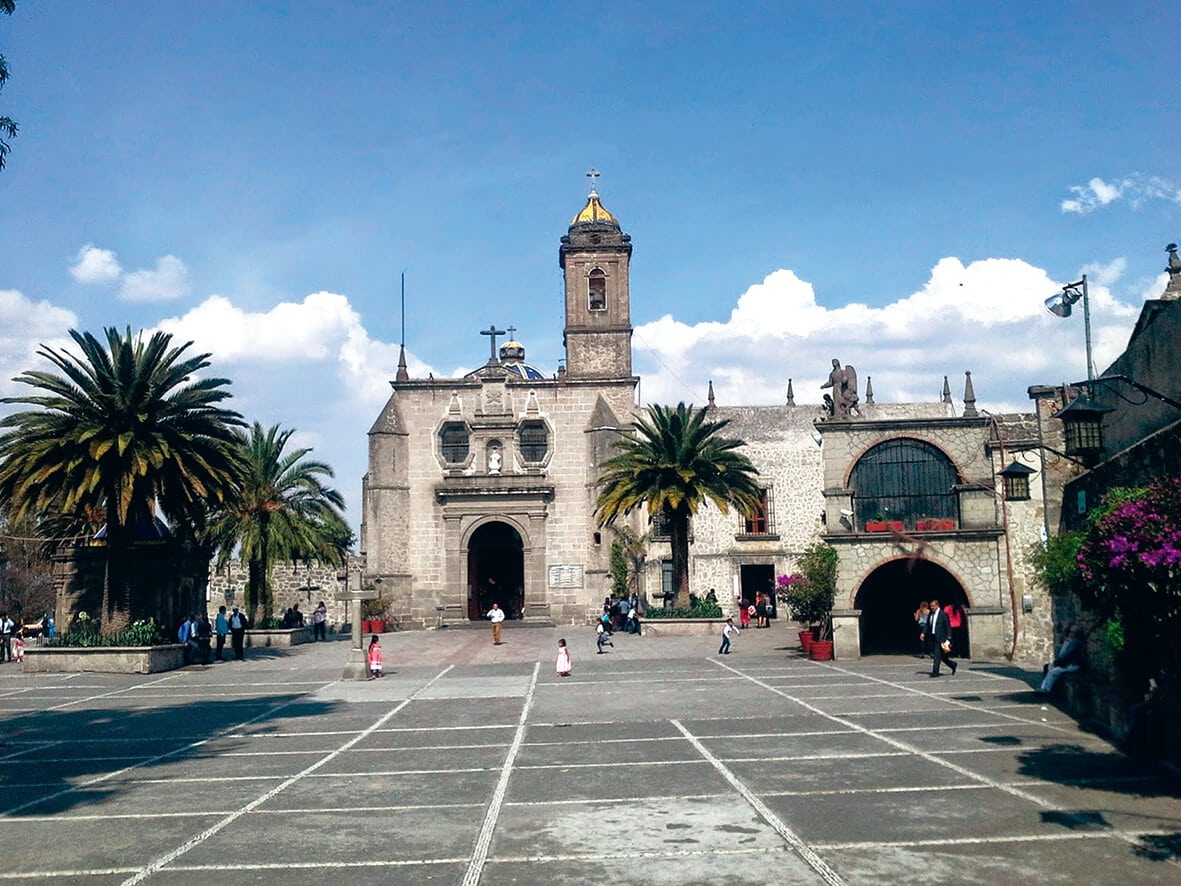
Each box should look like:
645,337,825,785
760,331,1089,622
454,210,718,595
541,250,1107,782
1076,478,1181,687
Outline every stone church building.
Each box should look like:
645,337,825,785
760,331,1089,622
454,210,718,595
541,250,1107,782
361,188,1061,660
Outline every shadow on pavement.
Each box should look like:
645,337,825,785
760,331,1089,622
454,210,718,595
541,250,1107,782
0,693,340,817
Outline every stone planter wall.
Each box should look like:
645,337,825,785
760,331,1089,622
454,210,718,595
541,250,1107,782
244,627,312,648
640,618,729,637
23,644,186,674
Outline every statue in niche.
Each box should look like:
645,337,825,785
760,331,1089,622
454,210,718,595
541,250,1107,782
820,358,859,418
487,447,502,475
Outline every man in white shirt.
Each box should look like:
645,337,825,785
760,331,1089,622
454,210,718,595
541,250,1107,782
487,603,506,645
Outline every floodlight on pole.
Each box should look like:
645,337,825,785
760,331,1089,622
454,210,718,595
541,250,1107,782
1044,274,1094,380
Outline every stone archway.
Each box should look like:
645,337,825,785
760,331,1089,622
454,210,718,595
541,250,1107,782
467,521,525,620
854,558,971,656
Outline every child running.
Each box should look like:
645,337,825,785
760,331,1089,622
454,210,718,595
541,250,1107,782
367,634,384,679
596,621,614,654
556,638,572,676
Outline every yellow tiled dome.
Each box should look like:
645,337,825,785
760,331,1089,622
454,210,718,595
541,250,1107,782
571,192,617,225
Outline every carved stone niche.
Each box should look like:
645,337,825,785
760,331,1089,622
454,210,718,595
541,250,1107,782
480,380,511,416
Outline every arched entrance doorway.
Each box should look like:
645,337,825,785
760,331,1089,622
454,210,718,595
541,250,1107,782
467,521,525,621
854,559,971,657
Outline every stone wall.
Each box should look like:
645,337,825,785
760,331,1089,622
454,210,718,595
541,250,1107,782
206,557,356,626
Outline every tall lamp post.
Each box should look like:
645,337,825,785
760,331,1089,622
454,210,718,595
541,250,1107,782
1044,274,1093,380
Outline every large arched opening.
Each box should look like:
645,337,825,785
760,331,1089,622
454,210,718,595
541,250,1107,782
855,559,971,656
467,521,525,620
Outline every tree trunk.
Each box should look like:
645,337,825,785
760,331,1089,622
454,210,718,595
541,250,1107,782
100,519,133,637
669,507,691,609
246,557,263,625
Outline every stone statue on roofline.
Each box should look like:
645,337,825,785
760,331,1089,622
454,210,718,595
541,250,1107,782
820,358,859,419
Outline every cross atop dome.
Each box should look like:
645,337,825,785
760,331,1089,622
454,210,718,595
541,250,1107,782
571,169,618,226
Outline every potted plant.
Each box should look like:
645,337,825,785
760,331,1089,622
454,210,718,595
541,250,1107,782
361,598,388,634
778,574,815,651
864,510,904,533
782,542,839,659
916,517,957,531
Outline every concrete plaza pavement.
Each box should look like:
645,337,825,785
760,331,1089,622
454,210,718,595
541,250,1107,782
0,623,1179,884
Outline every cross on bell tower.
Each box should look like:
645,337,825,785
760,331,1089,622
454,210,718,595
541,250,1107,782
480,324,506,364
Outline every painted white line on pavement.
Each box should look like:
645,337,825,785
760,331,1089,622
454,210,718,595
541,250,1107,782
672,719,847,886
119,665,454,885
461,661,540,886
44,673,180,712
813,831,1137,850
0,680,336,817
714,658,1171,856
817,661,1088,737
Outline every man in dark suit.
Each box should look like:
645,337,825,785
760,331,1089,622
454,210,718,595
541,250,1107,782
927,598,956,677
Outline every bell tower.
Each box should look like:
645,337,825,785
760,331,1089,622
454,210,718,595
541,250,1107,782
559,173,633,379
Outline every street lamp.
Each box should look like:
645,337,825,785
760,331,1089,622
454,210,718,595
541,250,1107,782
1044,274,1094,381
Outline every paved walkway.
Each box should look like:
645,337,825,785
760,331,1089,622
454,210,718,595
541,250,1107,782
0,625,1178,884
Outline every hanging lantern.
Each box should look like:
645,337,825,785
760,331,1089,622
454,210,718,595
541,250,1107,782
999,461,1036,501
1052,395,1111,466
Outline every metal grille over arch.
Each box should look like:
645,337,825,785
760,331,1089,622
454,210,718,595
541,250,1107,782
850,438,959,530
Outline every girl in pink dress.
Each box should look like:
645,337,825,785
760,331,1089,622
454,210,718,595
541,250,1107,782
555,638,572,677
367,635,384,679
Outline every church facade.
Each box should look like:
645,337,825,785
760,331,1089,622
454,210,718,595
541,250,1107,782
361,189,1061,660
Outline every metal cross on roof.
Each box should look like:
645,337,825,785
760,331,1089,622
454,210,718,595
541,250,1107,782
586,168,600,194
480,324,507,362
506,325,517,340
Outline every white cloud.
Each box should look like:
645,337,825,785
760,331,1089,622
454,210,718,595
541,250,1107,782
69,245,123,284
632,257,1143,411
119,255,191,302
1061,174,1181,214
0,290,78,398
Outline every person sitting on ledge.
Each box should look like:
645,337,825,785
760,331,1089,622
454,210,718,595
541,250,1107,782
1038,625,1085,694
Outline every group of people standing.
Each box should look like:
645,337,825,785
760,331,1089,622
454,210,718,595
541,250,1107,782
177,606,249,664
738,592,774,629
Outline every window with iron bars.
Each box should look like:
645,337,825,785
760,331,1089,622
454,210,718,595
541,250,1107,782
439,422,470,464
850,438,959,529
742,488,774,535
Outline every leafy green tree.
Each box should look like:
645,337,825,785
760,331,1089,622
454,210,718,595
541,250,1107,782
595,402,761,608
207,422,350,624
609,540,629,599
1,1,19,171
0,328,244,634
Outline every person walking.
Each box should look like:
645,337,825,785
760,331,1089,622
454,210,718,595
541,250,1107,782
312,601,328,641
229,606,248,661
718,617,739,655
214,605,229,661
487,602,505,645
367,635,384,679
926,598,956,677
556,638,572,676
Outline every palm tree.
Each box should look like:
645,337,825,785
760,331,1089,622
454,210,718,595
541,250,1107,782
1,1,20,171
0,328,244,634
207,422,350,624
595,402,762,609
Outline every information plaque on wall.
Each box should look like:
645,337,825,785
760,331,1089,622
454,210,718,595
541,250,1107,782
548,564,584,589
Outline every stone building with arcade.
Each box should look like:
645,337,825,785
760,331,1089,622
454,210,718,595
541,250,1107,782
361,186,1063,661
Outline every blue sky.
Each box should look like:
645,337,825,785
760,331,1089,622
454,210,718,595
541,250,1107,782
2,2,1178,527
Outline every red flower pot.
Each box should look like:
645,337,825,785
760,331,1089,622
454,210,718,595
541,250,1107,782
917,518,957,531
865,520,904,533
799,630,814,653
809,640,834,661
368,619,386,634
